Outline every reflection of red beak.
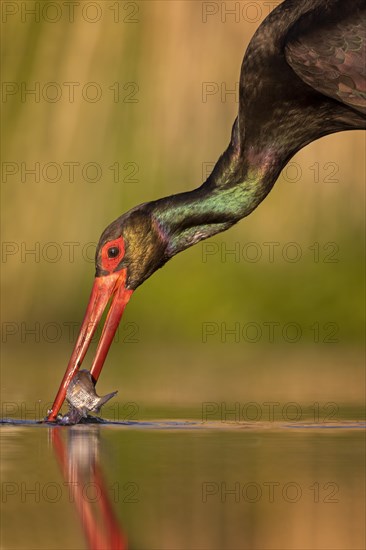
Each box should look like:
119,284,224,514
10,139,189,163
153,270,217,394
51,430,128,549
47,270,133,422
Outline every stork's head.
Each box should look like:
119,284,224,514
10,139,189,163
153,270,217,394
47,207,168,421
96,207,168,288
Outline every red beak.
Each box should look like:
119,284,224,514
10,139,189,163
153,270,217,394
46,270,133,422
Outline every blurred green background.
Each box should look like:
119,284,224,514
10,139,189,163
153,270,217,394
1,1,365,418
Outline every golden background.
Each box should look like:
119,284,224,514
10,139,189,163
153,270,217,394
1,1,365,412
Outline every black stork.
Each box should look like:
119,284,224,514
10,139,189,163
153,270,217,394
47,0,366,421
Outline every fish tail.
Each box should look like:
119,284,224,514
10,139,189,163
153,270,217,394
93,390,118,413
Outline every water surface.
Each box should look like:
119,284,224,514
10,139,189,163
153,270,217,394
1,420,364,550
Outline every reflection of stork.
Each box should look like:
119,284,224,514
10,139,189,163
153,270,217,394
47,0,366,421
51,428,128,549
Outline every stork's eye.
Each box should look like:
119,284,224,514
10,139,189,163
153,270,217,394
100,236,125,273
108,246,120,258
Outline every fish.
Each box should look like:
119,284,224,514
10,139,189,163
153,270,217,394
59,370,117,425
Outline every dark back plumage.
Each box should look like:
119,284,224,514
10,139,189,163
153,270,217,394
212,0,365,190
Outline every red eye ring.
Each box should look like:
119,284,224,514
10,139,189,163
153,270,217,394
101,236,125,273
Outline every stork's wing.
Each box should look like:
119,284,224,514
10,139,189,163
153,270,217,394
204,0,365,192
285,4,366,114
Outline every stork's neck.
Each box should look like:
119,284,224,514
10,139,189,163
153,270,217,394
148,141,281,258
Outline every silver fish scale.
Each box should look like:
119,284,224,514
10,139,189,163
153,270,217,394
60,370,118,424
67,382,100,412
